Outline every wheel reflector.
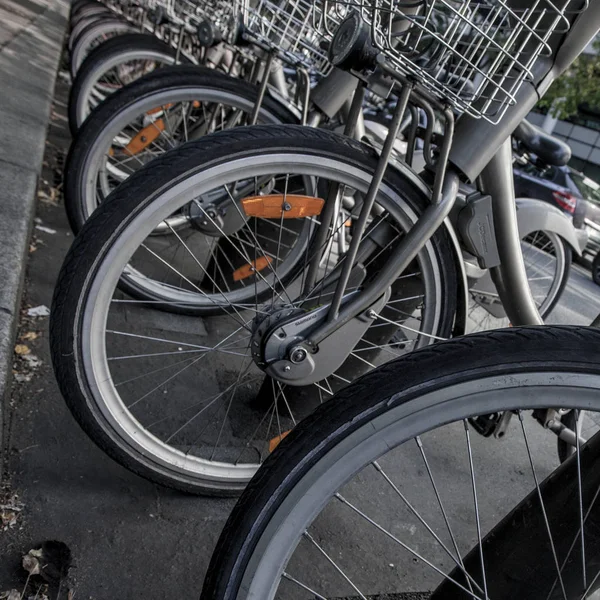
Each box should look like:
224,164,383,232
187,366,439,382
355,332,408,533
145,103,173,115
232,256,273,281
241,195,324,219
269,430,291,453
124,119,165,155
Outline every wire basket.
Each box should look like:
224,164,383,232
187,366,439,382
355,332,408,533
324,0,589,123
236,0,333,76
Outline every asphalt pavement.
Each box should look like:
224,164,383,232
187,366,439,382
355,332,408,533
1,41,600,600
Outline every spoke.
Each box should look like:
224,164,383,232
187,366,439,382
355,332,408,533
548,480,600,600
370,311,446,342
126,323,251,409
181,102,189,142
164,365,254,444
112,353,202,387
146,376,263,430
281,572,328,600
333,494,483,600
107,329,212,349
576,410,588,590
233,388,284,465
351,337,415,357
220,186,293,304
195,198,291,304
303,531,368,600
518,411,567,600
314,381,335,397
163,221,250,325
272,175,290,306
416,435,475,596
140,240,250,330
372,460,484,596
349,351,376,369
110,297,268,313
276,382,297,427
161,105,178,148
108,347,246,360
464,420,489,600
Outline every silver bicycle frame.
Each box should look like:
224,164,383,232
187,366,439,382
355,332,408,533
301,2,600,341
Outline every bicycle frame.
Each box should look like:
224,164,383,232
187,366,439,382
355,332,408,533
297,1,600,343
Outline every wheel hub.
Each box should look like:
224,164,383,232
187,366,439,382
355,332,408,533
250,291,390,387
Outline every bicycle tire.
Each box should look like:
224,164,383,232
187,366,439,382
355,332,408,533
201,325,600,599
68,33,184,135
64,65,298,233
51,125,458,494
70,18,135,77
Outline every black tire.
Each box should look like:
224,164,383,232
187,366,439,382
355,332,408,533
70,0,105,21
51,125,458,494
69,18,135,77
593,251,600,285
69,13,119,50
64,65,298,233
200,325,600,599
68,33,183,135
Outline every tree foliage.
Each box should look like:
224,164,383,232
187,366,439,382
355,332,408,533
537,39,600,119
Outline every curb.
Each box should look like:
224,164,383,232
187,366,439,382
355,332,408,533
0,0,69,450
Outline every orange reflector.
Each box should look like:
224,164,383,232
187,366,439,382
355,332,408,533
192,100,201,108
269,430,291,453
241,195,324,219
124,119,165,155
146,103,173,115
232,256,273,281
108,147,114,157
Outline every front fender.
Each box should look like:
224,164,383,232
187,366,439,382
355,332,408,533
443,217,469,337
516,197,587,256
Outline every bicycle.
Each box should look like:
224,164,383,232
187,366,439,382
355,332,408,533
50,0,596,494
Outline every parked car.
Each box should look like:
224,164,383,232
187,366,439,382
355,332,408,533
513,162,588,228
565,171,600,264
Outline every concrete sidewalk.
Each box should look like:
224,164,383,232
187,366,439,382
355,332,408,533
0,0,69,446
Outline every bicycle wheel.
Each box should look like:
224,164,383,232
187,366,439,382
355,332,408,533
50,125,458,494
69,12,113,46
64,65,297,233
69,33,184,135
202,325,600,600
70,18,136,77
70,3,111,29
467,230,571,332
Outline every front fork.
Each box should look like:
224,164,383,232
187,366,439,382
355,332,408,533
480,137,543,326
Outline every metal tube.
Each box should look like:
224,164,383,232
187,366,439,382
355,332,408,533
326,83,413,322
301,81,365,295
311,170,461,345
268,61,289,100
482,138,543,326
250,52,275,126
296,68,311,126
405,104,419,168
175,25,185,63
342,82,365,139
432,107,455,205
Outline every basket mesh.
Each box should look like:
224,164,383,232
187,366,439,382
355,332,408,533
324,0,589,123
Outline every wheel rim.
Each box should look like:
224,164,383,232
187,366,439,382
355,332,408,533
79,153,447,484
79,87,290,223
72,22,134,75
234,371,600,599
76,48,177,127
468,230,566,331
